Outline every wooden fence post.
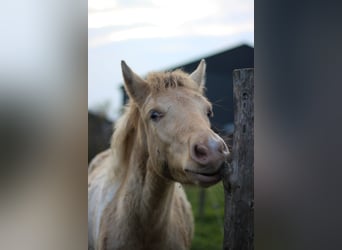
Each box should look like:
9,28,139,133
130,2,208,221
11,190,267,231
222,68,254,250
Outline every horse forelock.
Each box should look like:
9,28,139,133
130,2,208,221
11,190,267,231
146,69,203,94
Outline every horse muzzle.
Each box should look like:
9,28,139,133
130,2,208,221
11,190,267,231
185,132,229,187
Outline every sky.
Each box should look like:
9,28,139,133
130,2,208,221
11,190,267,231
88,0,254,120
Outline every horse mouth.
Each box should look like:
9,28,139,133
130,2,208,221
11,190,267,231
185,169,222,187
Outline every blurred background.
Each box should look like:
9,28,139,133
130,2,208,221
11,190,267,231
0,1,88,249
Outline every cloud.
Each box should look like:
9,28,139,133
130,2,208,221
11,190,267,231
88,0,218,29
89,21,253,48
88,0,118,12
88,0,253,47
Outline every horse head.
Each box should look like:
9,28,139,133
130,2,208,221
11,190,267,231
121,60,230,187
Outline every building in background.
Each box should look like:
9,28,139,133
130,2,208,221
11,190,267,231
88,112,113,163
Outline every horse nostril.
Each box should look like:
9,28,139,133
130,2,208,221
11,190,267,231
194,144,208,161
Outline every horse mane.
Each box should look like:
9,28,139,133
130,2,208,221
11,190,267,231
111,69,203,179
110,102,139,179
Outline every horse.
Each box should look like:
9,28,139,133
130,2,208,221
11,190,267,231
88,59,230,250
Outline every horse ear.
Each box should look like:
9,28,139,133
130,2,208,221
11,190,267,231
121,61,150,105
190,59,206,89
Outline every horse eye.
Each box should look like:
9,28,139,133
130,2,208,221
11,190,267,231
150,110,163,122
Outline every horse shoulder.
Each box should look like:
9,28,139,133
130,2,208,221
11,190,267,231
88,149,112,174
88,149,121,249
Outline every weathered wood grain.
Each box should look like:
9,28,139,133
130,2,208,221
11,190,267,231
223,68,254,250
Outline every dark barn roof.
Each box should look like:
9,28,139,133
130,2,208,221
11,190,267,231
121,44,254,134
169,44,254,134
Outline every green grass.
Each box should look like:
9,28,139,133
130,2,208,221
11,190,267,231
184,184,225,250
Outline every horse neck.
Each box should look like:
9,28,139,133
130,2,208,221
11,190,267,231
118,117,175,230
141,160,175,222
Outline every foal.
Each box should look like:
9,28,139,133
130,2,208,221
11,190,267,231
88,60,229,250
